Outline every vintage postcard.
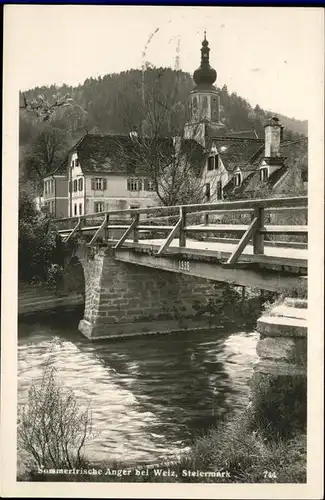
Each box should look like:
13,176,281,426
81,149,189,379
1,4,324,499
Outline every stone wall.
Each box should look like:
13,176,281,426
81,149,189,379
69,246,225,339
250,297,307,437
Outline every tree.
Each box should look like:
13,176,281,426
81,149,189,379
20,92,73,122
114,68,218,206
24,126,68,188
19,182,63,284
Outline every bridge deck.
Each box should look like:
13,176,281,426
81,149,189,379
117,237,307,269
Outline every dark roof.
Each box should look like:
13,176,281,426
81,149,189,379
207,136,264,172
280,137,308,168
223,136,308,197
65,133,206,176
206,123,261,139
223,165,289,197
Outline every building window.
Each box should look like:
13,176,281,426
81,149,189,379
79,203,83,215
91,178,107,190
94,202,104,213
74,203,77,216
205,183,211,202
217,181,222,199
143,178,155,191
44,181,48,195
235,173,242,187
75,158,80,167
51,200,55,214
73,180,78,192
127,178,142,191
72,160,75,168
202,96,208,113
260,168,268,181
207,157,215,171
78,178,83,191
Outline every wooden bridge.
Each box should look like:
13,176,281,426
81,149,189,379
55,196,308,293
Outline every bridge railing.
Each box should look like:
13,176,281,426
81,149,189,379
55,196,308,266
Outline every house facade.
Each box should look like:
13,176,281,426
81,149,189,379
43,174,69,218
67,135,159,217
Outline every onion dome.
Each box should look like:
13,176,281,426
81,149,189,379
193,32,217,87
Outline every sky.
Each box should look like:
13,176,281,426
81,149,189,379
4,5,324,120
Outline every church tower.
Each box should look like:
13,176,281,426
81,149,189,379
184,33,223,145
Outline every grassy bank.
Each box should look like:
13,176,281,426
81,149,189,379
19,409,306,483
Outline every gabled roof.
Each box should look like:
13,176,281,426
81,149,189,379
223,136,308,197
207,136,264,172
49,133,207,177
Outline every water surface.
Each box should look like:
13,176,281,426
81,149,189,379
18,307,258,465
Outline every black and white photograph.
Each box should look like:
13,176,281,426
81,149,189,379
1,4,324,499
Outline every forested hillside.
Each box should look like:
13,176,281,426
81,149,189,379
19,67,307,188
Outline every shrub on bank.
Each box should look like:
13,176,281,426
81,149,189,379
180,410,306,483
19,183,64,284
18,364,96,473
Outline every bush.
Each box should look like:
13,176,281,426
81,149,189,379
180,410,306,483
18,364,96,472
19,183,64,284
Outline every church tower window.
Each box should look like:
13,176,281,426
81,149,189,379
192,96,198,121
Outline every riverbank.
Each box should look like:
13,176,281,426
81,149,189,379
18,409,306,483
18,282,84,315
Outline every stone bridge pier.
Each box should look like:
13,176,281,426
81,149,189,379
64,246,225,339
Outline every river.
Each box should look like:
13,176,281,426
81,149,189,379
18,306,258,466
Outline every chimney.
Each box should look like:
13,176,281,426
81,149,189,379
264,116,282,157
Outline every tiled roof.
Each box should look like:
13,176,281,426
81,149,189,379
65,133,206,176
223,136,308,197
206,123,261,139
207,136,264,172
280,137,308,168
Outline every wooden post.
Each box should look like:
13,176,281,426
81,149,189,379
105,214,110,241
79,216,83,235
253,206,264,254
133,213,139,243
179,207,186,248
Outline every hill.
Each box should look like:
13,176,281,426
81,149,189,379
19,67,307,142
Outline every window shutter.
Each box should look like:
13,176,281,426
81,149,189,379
103,179,107,190
91,178,96,190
